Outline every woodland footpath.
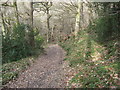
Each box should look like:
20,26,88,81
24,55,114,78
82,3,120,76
1,0,120,88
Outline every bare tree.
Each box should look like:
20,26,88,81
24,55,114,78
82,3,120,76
40,2,52,42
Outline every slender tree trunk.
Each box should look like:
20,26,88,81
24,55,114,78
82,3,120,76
74,0,83,37
0,7,8,35
88,3,93,25
29,1,35,47
51,25,54,42
14,0,19,25
46,9,50,43
1,12,6,34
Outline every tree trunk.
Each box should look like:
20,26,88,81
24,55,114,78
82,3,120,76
88,3,93,25
14,0,19,25
0,7,8,35
29,1,35,47
46,9,50,43
74,0,82,37
51,25,54,42
1,12,6,34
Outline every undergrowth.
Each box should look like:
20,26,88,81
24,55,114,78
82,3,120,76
59,17,120,88
1,47,45,85
1,56,36,85
2,23,44,64
60,36,120,88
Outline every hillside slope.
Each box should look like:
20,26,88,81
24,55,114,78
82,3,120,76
60,28,120,88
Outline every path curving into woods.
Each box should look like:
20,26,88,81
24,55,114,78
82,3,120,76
6,44,69,88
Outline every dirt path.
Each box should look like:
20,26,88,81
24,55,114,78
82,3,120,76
6,44,69,88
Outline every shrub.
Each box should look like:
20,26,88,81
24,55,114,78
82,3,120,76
2,24,44,64
94,14,119,42
35,35,44,49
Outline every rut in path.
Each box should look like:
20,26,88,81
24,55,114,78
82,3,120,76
7,44,68,88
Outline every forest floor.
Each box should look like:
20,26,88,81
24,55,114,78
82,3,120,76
5,44,72,88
